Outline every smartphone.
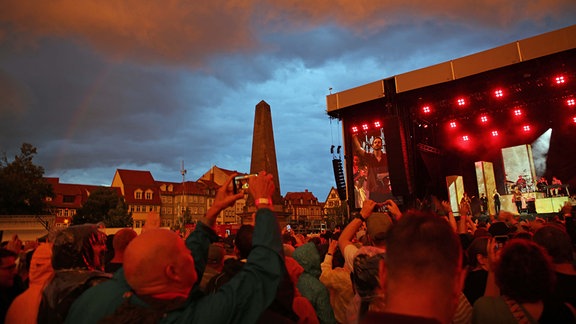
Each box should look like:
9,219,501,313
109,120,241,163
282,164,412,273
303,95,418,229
286,224,291,232
494,235,508,250
233,174,258,194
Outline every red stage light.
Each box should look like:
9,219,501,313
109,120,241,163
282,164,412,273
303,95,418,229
555,75,566,85
567,99,575,106
514,109,523,117
449,121,457,129
480,115,489,123
491,130,499,137
351,126,359,133
523,125,531,132
462,135,469,141
422,106,431,114
573,117,576,124
494,89,504,98
374,121,381,128
362,123,369,131
457,98,466,106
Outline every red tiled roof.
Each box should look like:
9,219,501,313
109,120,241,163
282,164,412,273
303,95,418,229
116,169,156,186
115,170,161,205
284,190,318,205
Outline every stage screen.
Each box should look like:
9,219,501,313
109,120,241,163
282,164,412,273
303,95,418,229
350,127,394,209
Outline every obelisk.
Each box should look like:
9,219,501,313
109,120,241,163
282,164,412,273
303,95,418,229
250,100,283,205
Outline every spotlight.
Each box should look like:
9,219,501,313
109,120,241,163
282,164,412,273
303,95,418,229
462,135,469,141
362,123,369,131
422,106,431,114
567,99,575,106
449,121,457,129
351,126,359,133
374,121,381,128
480,115,489,123
555,75,566,85
494,89,504,98
523,125,531,132
457,98,466,106
491,130,499,137
514,109,523,117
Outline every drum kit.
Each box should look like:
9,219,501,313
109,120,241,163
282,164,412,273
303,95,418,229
506,174,535,194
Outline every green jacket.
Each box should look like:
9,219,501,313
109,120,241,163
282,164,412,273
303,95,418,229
65,208,284,324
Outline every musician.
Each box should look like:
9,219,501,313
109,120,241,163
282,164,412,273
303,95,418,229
551,176,562,196
516,175,527,191
512,188,524,215
536,176,548,194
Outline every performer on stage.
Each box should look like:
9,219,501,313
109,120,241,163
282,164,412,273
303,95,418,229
516,175,527,192
493,189,501,216
551,176,562,196
536,176,548,194
459,192,472,217
352,133,391,202
512,188,524,215
480,193,488,216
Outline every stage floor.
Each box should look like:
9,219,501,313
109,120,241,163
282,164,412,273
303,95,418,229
500,194,570,215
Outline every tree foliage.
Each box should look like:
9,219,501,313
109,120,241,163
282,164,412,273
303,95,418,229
72,187,133,227
0,143,54,215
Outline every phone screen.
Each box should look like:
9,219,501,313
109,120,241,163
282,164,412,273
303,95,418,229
233,174,258,194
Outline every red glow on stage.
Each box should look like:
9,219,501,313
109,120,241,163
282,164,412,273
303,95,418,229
555,75,566,85
422,106,431,114
462,135,469,141
449,121,457,129
494,89,504,98
374,121,381,128
514,109,523,117
523,125,531,132
362,123,369,131
480,115,489,123
491,130,499,137
351,126,359,133
573,117,576,124
567,99,575,106
457,98,466,106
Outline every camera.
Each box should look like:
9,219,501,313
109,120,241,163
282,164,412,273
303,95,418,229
233,174,258,194
494,235,508,250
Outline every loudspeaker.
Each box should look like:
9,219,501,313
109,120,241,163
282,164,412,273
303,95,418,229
332,158,347,200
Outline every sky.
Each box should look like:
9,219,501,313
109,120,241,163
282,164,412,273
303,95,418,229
1,1,575,201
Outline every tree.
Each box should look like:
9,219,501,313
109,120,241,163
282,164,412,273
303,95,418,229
72,187,133,227
0,143,54,215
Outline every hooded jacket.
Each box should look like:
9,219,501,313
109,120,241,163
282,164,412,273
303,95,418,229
5,243,54,324
292,242,336,324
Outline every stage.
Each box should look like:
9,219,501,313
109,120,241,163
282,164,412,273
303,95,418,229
500,194,570,215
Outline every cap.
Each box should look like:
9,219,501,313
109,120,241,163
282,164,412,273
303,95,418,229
366,212,393,243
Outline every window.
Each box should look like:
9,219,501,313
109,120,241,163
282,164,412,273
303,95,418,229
145,191,152,200
135,190,143,199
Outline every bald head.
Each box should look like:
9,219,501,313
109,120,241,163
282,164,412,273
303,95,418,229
124,229,197,296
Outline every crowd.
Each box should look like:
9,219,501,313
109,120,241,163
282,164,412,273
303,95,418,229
1,172,576,323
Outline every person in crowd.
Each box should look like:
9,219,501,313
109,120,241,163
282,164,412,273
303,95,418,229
493,189,501,217
1,248,26,322
533,224,576,310
338,199,399,271
285,256,320,324
472,238,575,323
463,236,490,305
65,171,285,324
537,176,549,194
104,228,137,273
352,134,391,202
361,210,464,323
5,243,53,324
319,239,354,324
38,224,112,323
199,243,226,292
292,242,336,324
346,246,386,324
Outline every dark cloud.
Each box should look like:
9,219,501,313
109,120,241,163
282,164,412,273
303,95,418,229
1,1,575,200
